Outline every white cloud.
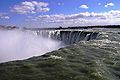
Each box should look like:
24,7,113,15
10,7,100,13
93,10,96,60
98,3,101,6
79,5,88,9
11,1,50,14
27,10,120,27
105,3,114,7
58,3,64,6
0,13,10,19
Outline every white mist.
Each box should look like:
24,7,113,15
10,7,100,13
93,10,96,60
0,29,62,63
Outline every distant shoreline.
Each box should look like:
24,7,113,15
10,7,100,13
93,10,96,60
1,25,120,30
25,25,120,30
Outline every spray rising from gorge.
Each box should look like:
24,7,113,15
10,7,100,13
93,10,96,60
0,29,63,63
0,27,99,63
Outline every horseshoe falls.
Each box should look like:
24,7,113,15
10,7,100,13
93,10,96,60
30,30,99,45
0,29,99,63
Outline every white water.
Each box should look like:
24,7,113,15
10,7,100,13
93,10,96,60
0,29,62,63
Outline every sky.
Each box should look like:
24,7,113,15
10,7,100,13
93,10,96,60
0,0,120,28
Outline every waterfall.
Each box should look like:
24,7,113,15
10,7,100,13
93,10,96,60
27,30,99,45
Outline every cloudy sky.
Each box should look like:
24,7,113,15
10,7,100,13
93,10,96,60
0,0,120,28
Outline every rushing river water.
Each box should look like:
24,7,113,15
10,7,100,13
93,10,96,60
0,28,120,80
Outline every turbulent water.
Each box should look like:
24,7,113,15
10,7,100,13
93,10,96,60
0,28,120,80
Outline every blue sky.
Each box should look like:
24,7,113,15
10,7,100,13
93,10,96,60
0,0,120,28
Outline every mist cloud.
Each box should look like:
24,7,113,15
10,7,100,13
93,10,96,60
0,29,62,63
